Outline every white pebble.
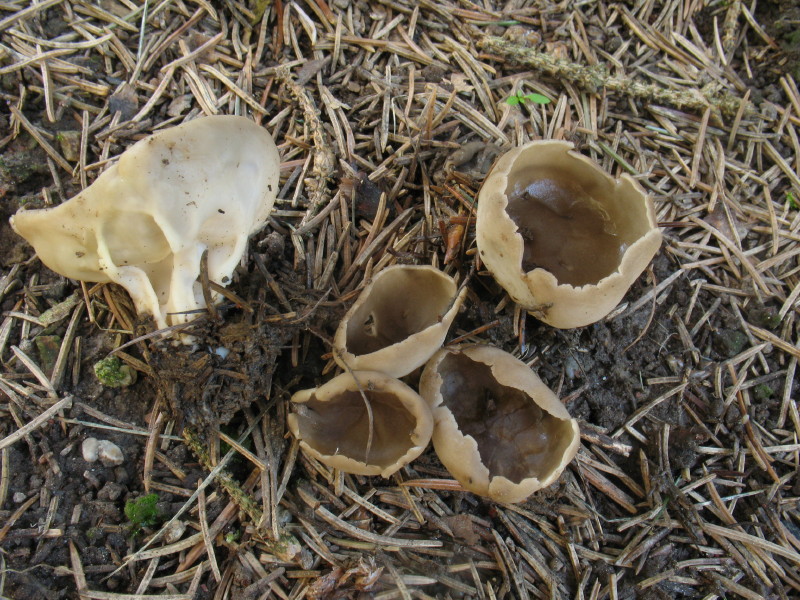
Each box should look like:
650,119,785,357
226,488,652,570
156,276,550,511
213,346,230,359
98,440,124,466
13,492,27,503
82,437,124,466
82,437,100,462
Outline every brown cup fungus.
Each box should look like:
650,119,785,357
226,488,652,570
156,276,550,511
476,140,662,328
333,265,467,377
420,345,579,503
288,371,433,477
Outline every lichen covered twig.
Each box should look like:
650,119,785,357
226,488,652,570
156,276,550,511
275,65,336,226
478,36,750,118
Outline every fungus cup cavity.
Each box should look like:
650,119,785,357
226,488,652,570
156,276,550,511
10,115,281,333
288,371,433,477
476,140,661,328
333,265,467,377
420,345,580,503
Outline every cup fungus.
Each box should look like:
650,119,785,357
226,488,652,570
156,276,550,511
420,345,579,503
288,371,433,477
476,140,662,328
333,265,467,377
10,115,281,331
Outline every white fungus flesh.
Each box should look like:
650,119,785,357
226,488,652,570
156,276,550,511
10,115,281,332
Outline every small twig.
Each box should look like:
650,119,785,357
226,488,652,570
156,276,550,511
478,36,750,117
108,320,205,355
199,249,220,323
623,266,657,353
137,0,150,60
0,396,72,452
726,364,780,483
332,351,375,465
182,426,302,562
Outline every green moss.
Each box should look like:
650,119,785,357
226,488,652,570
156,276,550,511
250,0,270,22
783,28,800,48
224,529,241,545
94,356,137,387
714,329,748,358
749,307,781,330
0,136,49,185
754,384,774,401
125,493,160,535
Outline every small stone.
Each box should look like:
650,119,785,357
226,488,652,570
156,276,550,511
98,440,124,466
56,130,81,162
82,438,124,466
162,520,187,543
82,438,100,462
565,355,583,379
114,466,131,485
108,83,138,120
13,491,26,503
714,329,749,358
83,469,102,488
213,346,230,359
98,482,125,501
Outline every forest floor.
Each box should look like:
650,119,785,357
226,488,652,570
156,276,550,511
1,0,800,599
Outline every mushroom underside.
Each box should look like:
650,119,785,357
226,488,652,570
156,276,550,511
292,390,418,468
345,269,454,356
437,352,575,483
505,166,638,287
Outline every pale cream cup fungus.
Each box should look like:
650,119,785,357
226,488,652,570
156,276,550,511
288,371,433,477
420,344,580,503
333,265,467,378
10,115,281,332
476,140,661,328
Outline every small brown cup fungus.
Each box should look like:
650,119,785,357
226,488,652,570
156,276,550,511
333,265,467,377
476,140,662,328
420,345,579,503
288,371,433,477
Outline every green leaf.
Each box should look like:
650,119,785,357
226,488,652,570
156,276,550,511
788,191,798,210
505,95,522,106
523,93,551,104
